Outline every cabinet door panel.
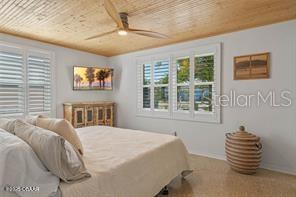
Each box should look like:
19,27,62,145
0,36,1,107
95,107,105,125
85,106,94,126
73,108,85,128
104,106,113,126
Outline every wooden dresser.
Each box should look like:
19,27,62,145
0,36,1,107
63,101,115,128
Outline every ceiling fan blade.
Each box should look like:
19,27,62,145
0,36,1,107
128,28,168,39
85,29,117,40
104,0,124,29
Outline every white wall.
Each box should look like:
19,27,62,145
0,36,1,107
1,20,295,175
109,20,296,175
0,34,111,118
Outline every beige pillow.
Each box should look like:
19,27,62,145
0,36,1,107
14,120,91,183
36,118,84,155
0,118,16,133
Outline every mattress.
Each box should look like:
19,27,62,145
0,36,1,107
59,126,191,197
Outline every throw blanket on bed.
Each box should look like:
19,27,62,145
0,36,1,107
60,126,191,197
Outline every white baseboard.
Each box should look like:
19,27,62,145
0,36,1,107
189,150,226,161
188,149,296,176
260,163,296,176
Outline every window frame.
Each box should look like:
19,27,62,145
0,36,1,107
137,43,221,123
0,41,56,118
153,59,170,112
172,50,193,119
137,54,171,118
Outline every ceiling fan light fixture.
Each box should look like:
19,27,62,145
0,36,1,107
117,29,128,36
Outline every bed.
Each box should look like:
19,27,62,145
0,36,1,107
59,126,191,197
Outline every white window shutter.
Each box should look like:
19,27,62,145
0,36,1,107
0,50,25,117
172,59,177,112
27,54,51,116
136,64,143,112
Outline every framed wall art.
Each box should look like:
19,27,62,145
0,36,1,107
234,52,270,80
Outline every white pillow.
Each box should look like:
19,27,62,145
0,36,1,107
13,120,91,183
0,118,16,134
0,129,59,197
0,116,46,134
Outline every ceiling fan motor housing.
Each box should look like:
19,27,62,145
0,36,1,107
119,12,129,29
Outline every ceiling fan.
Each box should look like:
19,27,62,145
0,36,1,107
86,0,168,40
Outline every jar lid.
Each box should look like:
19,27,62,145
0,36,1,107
227,126,260,141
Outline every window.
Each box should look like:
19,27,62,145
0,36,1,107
194,54,214,112
27,54,52,115
172,44,220,123
0,50,25,116
153,60,169,110
137,56,170,117
176,57,190,111
0,43,54,117
137,43,221,123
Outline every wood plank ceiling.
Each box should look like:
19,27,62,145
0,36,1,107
0,0,295,56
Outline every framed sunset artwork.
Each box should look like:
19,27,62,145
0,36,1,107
73,66,113,90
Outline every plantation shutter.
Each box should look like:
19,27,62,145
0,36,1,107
172,56,179,112
136,64,143,111
0,48,25,117
27,53,51,115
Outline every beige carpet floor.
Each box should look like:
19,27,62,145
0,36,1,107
160,154,296,197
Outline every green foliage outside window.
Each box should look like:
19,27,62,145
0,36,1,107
195,55,214,82
177,58,190,83
154,87,169,109
158,74,169,84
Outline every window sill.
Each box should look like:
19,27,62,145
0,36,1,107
136,111,221,124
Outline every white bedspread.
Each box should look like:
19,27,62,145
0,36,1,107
59,126,190,197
